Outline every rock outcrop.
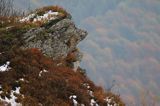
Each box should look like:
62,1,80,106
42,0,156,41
21,7,87,61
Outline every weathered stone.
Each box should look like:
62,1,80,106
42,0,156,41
22,18,87,60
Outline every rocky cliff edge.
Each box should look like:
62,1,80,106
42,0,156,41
0,6,125,106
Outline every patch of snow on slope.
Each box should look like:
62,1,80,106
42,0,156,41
19,78,24,82
39,69,48,77
90,99,99,106
20,10,59,23
104,97,119,106
82,83,119,106
20,13,35,22
69,95,78,106
0,87,21,106
88,90,94,97
0,61,11,72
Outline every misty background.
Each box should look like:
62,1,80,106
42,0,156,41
14,0,160,105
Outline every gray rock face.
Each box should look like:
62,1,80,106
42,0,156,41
22,18,87,60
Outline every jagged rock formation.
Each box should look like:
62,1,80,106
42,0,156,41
20,6,87,61
0,6,125,106
22,18,87,60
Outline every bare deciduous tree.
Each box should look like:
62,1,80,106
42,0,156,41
0,0,14,16
0,0,24,17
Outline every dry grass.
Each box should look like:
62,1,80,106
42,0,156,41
0,48,125,105
35,5,68,16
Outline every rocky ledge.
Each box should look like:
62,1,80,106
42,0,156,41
20,6,87,62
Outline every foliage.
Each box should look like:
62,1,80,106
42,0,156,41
0,48,125,105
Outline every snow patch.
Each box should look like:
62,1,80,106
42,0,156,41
0,87,21,106
83,83,94,97
19,78,24,82
39,69,48,77
69,95,77,99
104,97,112,103
0,52,5,55
57,63,62,66
6,26,14,30
0,61,11,72
87,85,90,89
73,99,78,106
104,97,119,106
43,69,48,73
69,83,119,106
83,83,99,106
69,95,78,106
0,21,4,24
20,13,35,22
88,90,94,97
20,10,59,23
90,99,99,106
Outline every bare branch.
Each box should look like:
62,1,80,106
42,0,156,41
0,0,23,17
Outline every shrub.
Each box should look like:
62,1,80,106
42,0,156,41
35,6,68,16
0,48,125,105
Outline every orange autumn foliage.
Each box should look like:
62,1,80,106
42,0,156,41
0,48,124,105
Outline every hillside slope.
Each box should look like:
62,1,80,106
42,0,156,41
0,6,124,106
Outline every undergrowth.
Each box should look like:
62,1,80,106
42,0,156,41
0,48,125,105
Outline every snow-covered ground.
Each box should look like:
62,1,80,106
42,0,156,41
84,83,119,106
69,83,120,106
20,10,59,23
69,95,78,106
83,83,99,106
0,61,11,72
90,99,99,106
0,87,22,106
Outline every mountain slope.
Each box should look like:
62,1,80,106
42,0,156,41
0,6,124,106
